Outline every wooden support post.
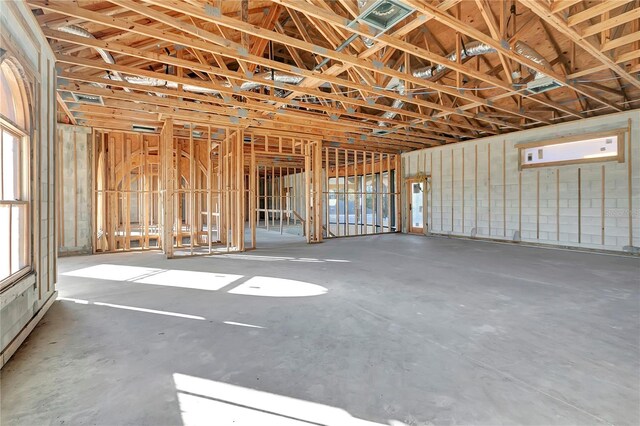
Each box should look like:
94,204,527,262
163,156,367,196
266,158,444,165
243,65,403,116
343,148,348,237
325,147,330,237
378,151,383,234
250,134,256,248
314,140,322,242
271,165,275,229
628,118,633,247
363,151,368,236
430,152,433,234
386,153,391,232
286,166,293,226
557,169,560,241
395,154,401,233
578,168,582,244
108,134,115,251
73,131,78,247
335,147,339,236
279,166,283,234
354,150,360,236
224,130,230,251
124,135,130,250
175,138,182,248
101,132,107,251
189,124,195,255
161,118,174,258
257,165,261,230
90,129,97,252
473,146,477,231
488,144,491,236
207,125,212,253
304,141,311,243
143,135,150,249
503,140,506,237
601,165,605,246
237,129,245,251
462,150,466,232
370,150,375,233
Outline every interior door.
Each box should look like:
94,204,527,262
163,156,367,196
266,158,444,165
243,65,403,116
407,179,424,234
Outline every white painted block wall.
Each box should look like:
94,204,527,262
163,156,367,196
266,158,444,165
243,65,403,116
402,110,640,253
58,124,93,255
1,0,58,366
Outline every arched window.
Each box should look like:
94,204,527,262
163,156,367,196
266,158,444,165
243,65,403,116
0,58,31,286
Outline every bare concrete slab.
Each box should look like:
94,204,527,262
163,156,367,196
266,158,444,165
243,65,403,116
1,234,639,425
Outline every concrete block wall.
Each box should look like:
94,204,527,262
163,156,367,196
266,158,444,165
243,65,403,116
402,110,640,253
1,1,58,366
57,124,93,255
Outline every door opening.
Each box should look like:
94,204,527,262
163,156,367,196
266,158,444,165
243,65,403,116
407,178,426,234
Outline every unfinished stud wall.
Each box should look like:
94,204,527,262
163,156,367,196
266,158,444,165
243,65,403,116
91,125,266,256
57,124,92,255
255,167,305,235
323,148,400,238
86,127,328,257
246,134,323,246
402,110,640,253
1,1,58,366
94,130,163,252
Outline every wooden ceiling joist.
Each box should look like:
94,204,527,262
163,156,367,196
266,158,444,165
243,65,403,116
109,0,533,128
28,0,639,150
521,0,640,91
35,0,518,135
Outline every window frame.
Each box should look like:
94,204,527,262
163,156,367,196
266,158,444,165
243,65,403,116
518,129,626,170
0,56,33,291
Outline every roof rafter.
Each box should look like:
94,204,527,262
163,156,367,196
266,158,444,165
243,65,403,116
127,0,547,126
271,0,583,118
397,0,625,110
520,0,640,92
36,0,520,131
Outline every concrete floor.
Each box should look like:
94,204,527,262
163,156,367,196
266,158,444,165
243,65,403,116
2,232,639,425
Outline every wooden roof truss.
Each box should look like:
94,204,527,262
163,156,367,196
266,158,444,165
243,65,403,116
30,0,640,152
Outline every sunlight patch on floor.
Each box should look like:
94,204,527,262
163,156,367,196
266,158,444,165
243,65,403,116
63,264,328,297
63,264,242,291
173,373,393,426
227,276,328,297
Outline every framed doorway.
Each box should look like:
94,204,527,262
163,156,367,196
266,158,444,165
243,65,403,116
406,178,427,234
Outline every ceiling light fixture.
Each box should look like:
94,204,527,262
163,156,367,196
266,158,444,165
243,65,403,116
358,0,414,32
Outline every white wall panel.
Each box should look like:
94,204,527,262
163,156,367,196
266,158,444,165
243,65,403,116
402,110,639,253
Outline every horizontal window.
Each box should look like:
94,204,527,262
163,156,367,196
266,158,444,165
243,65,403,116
518,129,625,169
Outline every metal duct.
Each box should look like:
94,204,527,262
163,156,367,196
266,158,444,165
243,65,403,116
372,40,554,132
59,26,304,97
379,83,405,121
362,37,376,48
412,40,551,81
159,82,217,94
358,0,377,48
412,41,497,79
58,26,117,66
375,75,405,131
238,72,305,92
513,40,552,80
58,25,165,90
